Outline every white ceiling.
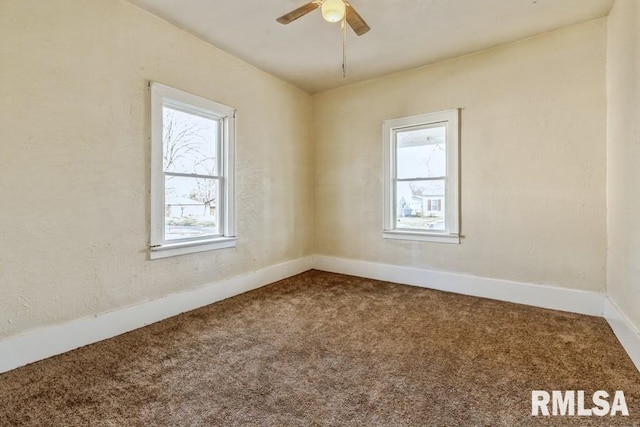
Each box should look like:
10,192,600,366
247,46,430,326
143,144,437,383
127,0,614,93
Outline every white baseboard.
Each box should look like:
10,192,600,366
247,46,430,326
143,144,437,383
604,298,640,372
0,256,313,374
312,255,605,317
6,254,639,376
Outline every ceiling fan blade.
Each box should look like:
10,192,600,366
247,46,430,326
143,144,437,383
345,3,370,36
276,2,321,25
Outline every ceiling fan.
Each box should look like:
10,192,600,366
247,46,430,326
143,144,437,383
276,0,371,36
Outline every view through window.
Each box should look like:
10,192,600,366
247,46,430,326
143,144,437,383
395,124,447,231
162,106,221,240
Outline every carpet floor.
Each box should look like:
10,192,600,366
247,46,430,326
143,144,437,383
1,270,639,426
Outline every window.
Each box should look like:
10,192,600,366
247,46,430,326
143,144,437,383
383,109,460,244
427,199,442,212
150,82,236,259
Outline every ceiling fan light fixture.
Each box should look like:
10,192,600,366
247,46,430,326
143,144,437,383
321,0,346,23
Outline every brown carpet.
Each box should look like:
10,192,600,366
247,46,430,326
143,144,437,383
1,270,639,426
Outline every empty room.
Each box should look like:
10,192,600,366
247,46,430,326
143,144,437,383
1,0,640,424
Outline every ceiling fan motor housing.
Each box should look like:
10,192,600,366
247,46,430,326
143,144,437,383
321,0,346,23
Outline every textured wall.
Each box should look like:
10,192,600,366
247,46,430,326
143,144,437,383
607,0,640,328
0,0,612,342
0,0,313,338
313,20,607,291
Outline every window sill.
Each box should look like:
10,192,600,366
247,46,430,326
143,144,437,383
383,230,460,244
149,237,237,260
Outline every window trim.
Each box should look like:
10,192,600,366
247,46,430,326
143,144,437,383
149,82,237,259
382,109,460,244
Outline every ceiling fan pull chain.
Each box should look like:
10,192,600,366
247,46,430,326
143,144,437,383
342,17,347,78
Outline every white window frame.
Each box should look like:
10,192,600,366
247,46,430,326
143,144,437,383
149,82,237,259
383,109,460,244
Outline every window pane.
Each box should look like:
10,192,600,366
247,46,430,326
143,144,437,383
396,125,446,179
396,180,446,231
163,106,218,176
164,175,220,240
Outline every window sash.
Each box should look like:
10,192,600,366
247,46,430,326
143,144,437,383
163,175,223,243
396,177,446,181
394,122,448,181
164,171,223,179
392,178,447,232
159,109,223,245
161,106,223,177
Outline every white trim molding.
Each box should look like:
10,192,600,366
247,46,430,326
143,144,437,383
382,109,460,244
149,237,237,260
5,254,640,375
604,298,640,372
149,81,237,259
0,256,313,374
383,230,460,244
313,255,605,316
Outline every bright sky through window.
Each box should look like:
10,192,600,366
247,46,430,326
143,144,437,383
395,124,447,231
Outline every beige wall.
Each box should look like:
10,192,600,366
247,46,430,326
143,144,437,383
313,20,607,291
0,0,313,339
607,0,640,328
0,0,614,342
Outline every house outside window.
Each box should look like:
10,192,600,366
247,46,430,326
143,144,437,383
383,109,460,244
149,82,237,259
